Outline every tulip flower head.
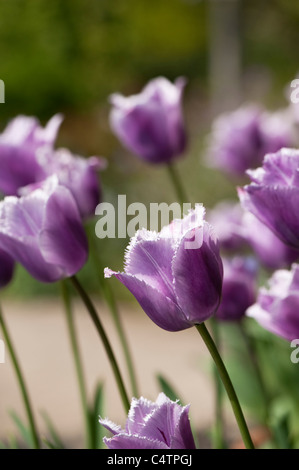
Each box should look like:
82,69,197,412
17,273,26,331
105,205,223,331
0,175,88,283
206,105,292,177
109,76,186,164
239,148,299,250
0,114,63,195
99,392,196,449
246,264,299,341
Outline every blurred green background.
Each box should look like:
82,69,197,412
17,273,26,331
1,0,299,298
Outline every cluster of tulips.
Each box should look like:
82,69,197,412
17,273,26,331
1,75,299,450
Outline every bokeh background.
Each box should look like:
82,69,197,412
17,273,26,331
1,0,299,448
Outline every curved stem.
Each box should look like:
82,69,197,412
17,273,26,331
60,281,92,449
70,275,130,414
196,322,254,449
86,222,139,398
166,163,188,206
0,304,40,449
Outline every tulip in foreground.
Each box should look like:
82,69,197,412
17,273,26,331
105,205,223,331
0,175,88,283
99,392,196,449
110,76,186,164
246,264,299,341
239,148,299,250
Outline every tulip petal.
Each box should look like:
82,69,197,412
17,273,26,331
105,269,191,331
172,224,223,323
126,396,157,434
239,185,299,249
39,185,88,277
171,404,196,449
103,434,168,450
124,233,176,299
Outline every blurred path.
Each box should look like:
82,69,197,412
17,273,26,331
0,298,214,448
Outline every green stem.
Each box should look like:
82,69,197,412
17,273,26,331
195,322,254,449
86,222,139,398
60,281,92,449
238,321,270,424
210,319,226,449
0,305,40,449
70,275,130,414
166,163,188,206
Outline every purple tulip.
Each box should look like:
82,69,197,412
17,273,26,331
238,148,299,251
105,205,223,331
207,201,246,252
109,76,186,164
21,147,106,219
206,105,292,177
0,176,88,283
246,264,299,341
99,392,196,449
0,248,14,289
0,114,63,195
242,212,299,270
215,256,258,322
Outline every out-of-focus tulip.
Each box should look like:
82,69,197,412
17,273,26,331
246,264,299,341
109,77,186,164
238,148,299,250
215,256,258,322
0,114,62,195
0,176,88,283
206,105,293,177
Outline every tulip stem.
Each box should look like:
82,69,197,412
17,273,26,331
195,322,254,449
85,222,139,398
60,281,92,449
166,163,188,206
0,304,40,449
70,275,130,414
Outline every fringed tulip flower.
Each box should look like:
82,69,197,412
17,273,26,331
99,392,196,449
238,148,299,250
0,176,88,283
0,114,63,195
105,205,223,331
216,256,258,322
206,105,292,177
0,248,14,289
109,77,186,164
246,264,299,341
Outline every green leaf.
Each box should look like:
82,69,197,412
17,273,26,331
90,382,105,449
40,410,65,449
156,374,182,404
9,410,34,448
